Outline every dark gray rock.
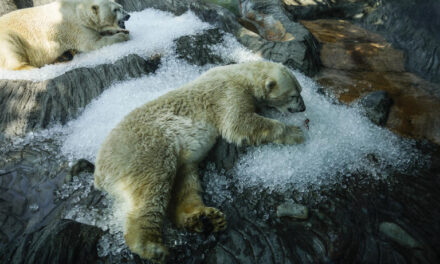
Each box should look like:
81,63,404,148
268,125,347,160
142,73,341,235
360,0,440,83
379,222,421,249
236,0,321,75
0,138,70,247
117,0,321,75
69,159,95,178
0,54,160,137
357,90,393,126
203,0,240,15
0,219,104,264
175,28,225,66
276,201,309,219
206,139,242,171
117,0,241,34
0,0,17,16
14,0,33,8
282,0,376,20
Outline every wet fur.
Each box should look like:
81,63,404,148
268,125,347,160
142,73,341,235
94,61,306,263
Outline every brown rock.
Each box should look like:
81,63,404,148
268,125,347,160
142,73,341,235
321,43,405,72
301,19,385,44
302,19,440,145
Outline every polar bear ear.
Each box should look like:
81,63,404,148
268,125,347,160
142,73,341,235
265,79,277,92
91,5,99,15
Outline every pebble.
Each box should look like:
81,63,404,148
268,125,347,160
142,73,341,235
379,222,421,248
276,202,309,220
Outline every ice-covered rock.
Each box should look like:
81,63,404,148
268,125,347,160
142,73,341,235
0,55,160,137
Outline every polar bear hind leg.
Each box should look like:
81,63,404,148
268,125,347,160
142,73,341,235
121,165,177,263
170,163,227,233
0,33,36,71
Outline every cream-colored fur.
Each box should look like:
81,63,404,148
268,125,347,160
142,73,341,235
94,61,306,263
0,0,130,70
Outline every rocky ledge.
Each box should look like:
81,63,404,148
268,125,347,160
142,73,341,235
0,55,160,137
301,19,440,144
118,0,321,75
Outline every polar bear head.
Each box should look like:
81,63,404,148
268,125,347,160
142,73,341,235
256,62,306,114
78,0,130,33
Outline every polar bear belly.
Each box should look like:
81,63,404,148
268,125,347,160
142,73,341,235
172,118,218,164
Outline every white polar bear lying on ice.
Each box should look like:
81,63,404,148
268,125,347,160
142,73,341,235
94,61,306,263
0,0,130,70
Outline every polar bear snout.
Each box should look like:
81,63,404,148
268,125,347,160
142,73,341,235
118,20,126,29
288,97,306,113
117,14,130,29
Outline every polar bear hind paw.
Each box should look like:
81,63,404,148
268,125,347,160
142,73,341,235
183,207,227,233
136,241,168,264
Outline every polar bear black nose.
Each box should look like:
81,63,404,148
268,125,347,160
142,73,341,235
124,14,130,21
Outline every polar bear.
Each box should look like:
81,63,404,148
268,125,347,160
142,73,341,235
0,0,130,70
94,61,306,263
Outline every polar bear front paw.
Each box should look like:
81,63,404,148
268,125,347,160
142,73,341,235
277,125,304,145
183,207,227,233
113,32,130,42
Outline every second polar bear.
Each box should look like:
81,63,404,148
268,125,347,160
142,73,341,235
0,0,130,70
94,61,306,263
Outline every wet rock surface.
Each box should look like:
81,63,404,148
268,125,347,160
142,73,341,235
236,0,321,75
0,55,160,137
0,137,69,248
379,222,421,249
1,219,104,264
118,0,321,75
1,133,440,264
175,28,225,66
283,0,377,20
360,0,440,83
0,0,17,16
276,201,309,219
284,0,440,83
302,19,440,144
357,90,393,126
